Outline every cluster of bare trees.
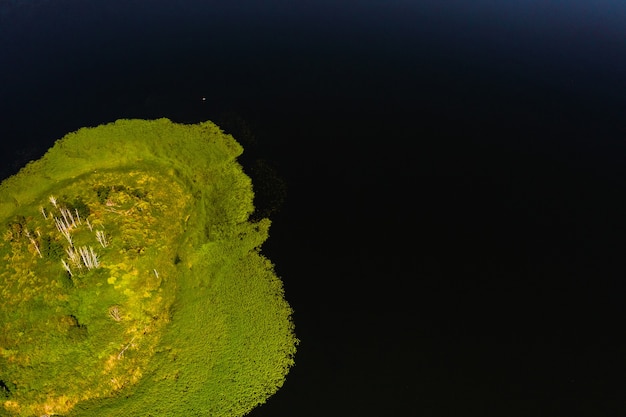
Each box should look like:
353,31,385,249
54,216,73,246
49,198,82,245
43,195,108,276
68,245,99,268
61,245,100,276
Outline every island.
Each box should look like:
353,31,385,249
0,118,298,416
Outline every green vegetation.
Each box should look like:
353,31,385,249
0,119,298,416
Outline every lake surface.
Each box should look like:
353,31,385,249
2,1,626,415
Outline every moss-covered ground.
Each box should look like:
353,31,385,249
0,119,297,417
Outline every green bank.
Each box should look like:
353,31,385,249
0,119,298,416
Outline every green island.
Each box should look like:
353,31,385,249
0,119,298,417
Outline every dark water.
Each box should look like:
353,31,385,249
2,1,626,415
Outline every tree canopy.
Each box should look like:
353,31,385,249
0,118,298,416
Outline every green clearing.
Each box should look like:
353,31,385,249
0,119,298,417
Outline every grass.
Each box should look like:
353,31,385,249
0,119,298,417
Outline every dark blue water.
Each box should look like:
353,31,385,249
2,1,626,415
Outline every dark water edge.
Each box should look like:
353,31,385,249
1,1,626,415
